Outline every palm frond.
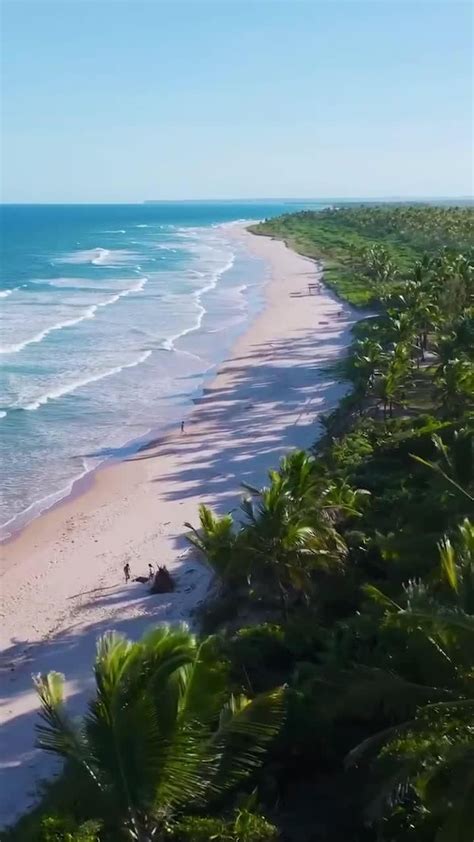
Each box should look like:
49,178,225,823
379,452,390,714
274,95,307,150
151,716,212,814
363,583,401,612
438,536,459,592
34,671,88,761
175,635,228,727
346,720,416,769
390,606,474,641
342,666,455,721
207,687,286,798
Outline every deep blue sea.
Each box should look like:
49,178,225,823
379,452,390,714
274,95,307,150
0,201,328,535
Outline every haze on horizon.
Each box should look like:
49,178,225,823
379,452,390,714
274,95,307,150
1,0,472,204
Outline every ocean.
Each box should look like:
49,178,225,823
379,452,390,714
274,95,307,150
0,201,327,537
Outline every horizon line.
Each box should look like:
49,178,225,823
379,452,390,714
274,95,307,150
2,195,473,206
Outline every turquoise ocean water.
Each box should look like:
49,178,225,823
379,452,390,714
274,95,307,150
0,201,327,536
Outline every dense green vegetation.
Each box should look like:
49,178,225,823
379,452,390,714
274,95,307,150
249,204,474,307
5,205,473,842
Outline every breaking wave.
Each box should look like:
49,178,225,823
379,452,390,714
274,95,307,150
0,278,148,355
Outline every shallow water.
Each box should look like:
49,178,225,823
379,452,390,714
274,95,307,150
0,201,327,534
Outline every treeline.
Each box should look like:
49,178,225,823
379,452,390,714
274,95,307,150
249,204,474,307
6,205,473,842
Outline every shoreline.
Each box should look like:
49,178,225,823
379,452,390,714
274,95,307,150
0,222,266,546
0,225,359,829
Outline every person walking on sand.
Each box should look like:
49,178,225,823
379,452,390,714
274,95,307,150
124,562,131,583
181,420,185,434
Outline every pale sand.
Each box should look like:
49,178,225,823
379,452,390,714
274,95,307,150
0,226,358,828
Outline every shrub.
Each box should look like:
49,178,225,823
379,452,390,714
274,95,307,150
226,624,292,693
38,816,101,842
169,810,278,841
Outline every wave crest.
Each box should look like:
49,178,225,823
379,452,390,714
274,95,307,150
0,286,21,298
55,247,138,267
22,350,153,411
0,278,147,355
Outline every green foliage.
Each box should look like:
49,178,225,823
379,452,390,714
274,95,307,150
33,626,285,841
231,808,279,842
186,201,473,838
344,524,474,840
224,624,294,694
169,809,278,841
1,761,105,842
327,425,374,472
167,816,228,841
438,518,474,612
250,204,474,308
187,451,364,615
37,817,101,842
185,505,241,584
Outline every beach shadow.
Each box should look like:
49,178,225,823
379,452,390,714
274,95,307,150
127,304,358,515
289,290,321,298
0,606,186,825
67,584,118,599
0,559,207,829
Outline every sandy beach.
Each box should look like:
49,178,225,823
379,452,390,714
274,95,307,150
0,226,358,829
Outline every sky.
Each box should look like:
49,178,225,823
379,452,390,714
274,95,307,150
1,0,472,202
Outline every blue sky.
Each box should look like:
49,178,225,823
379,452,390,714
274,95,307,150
2,0,472,202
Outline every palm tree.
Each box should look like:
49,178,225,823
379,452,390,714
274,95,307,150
361,245,398,301
346,523,474,841
385,310,417,346
351,338,385,398
241,453,369,610
318,478,371,522
434,358,474,417
397,263,440,361
252,451,368,522
375,342,411,419
34,627,285,842
433,252,473,323
185,454,354,608
185,504,241,586
275,450,322,506
239,459,348,612
434,309,474,382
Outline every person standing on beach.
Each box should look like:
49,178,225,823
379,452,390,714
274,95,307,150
181,420,185,433
148,563,154,580
124,563,131,583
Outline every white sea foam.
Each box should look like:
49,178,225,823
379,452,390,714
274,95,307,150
162,253,235,352
0,307,98,354
1,219,257,536
0,278,148,355
32,276,139,291
0,286,21,298
0,410,6,419
102,229,126,234
23,350,153,411
93,276,147,307
91,248,111,266
55,247,138,267
216,218,261,230
0,460,92,538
